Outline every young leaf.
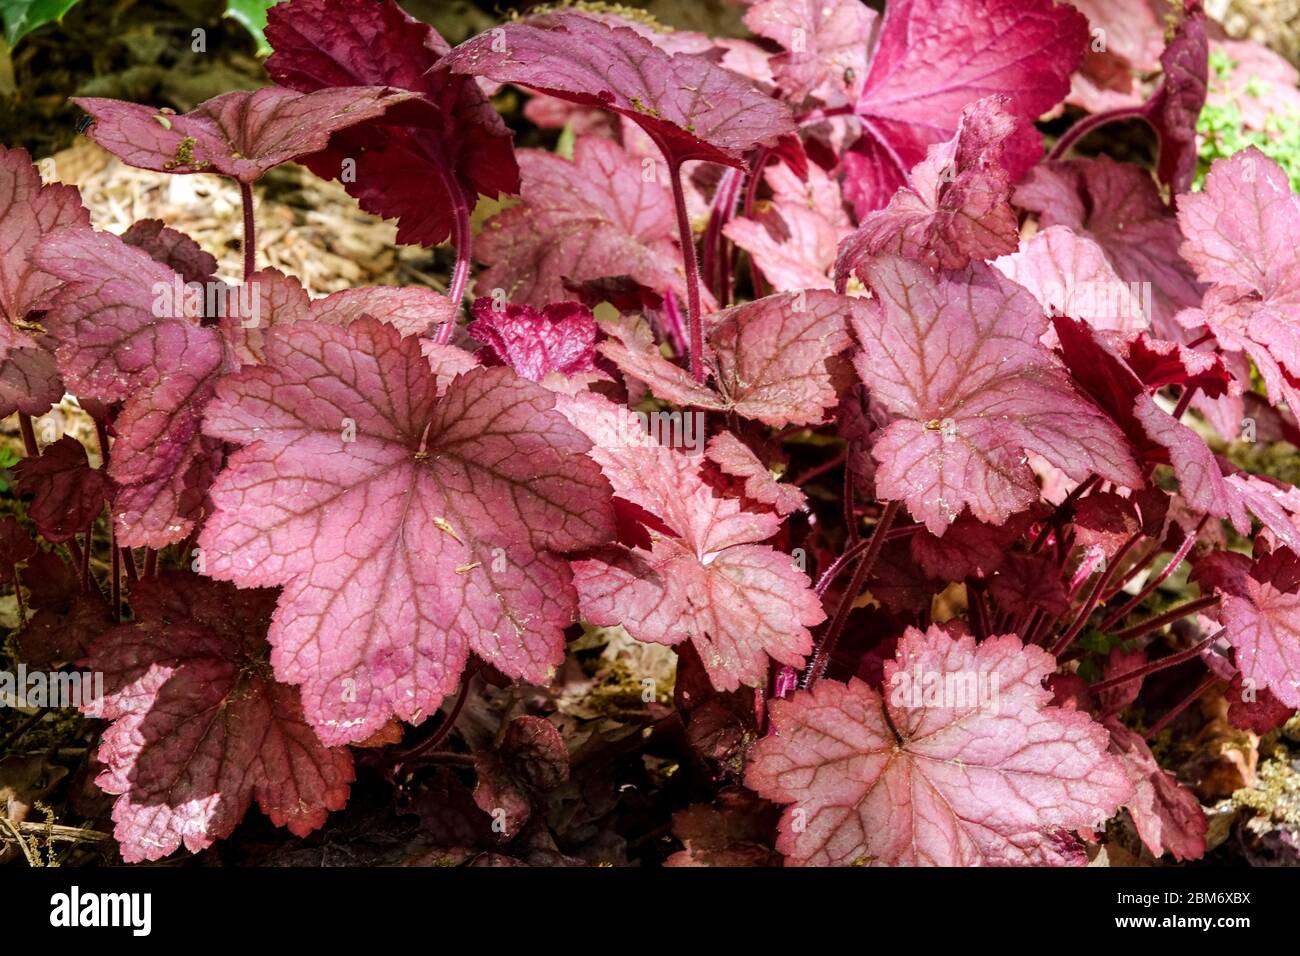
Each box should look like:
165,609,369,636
467,298,598,384
601,290,858,427
443,10,795,168
12,435,109,543
851,257,1140,535
706,431,806,516
121,218,218,285
265,0,520,247
564,394,821,691
725,160,851,292
843,0,1086,215
0,145,89,417
74,86,427,183
836,97,1037,278
200,318,614,745
85,574,355,862
993,226,1149,337
477,137,684,309
746,626,1132,865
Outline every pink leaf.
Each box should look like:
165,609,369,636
844,0,1086,215
1015,156,1204,341
910,510,1033,580
443,10,794,168
265,0,520,247
1176,148,1300,412
477,137,684,309
34,227,229,548
1194,549,1300,708
85,574,354,862
0,146,89,417
746,626,1132,865
75,86,426,183
743,0,876,106
1144,2,1208,195
601,290,857,427
706,431,806,516
851,257,1140,535
563,394,822,690
1065,0,1163,113
837,97,1037,278
993,226,1149,337
199,318,614,744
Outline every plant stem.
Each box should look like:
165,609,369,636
1145,673,1222,740
801,500,900,689
435,171,474,346
702,166,742,305
1049,105,1146,161
110,521,121,622
1091,628,1224,695
143,548,158,577
1098,520,1204,630
239,182,256,281
17,412,38,456
12,560,25,627
1112,594,1219,643
0,706,49,753
668,159,705,382
395,674,474,761
1051,531,1143,656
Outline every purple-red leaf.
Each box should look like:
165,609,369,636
1106,719,1206,862
34,226,228,548
199,318,614,745
747,626,1132,865
12,436,109,543
265,0,520,247
851,257,1140,534
843,0,1086,215
468,298,597,383
85,574,354,862
443,10,795,168
601,290,857,427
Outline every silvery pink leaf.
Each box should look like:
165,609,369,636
743,0,876,106
601,290,857,428
476,137,684,309
199,317,614,744
562,393,821,691
747,626,1132,865
851,257,1140,535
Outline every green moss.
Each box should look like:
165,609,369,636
1197,49,1300,191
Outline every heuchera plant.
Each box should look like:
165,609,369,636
5,0,1300,867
